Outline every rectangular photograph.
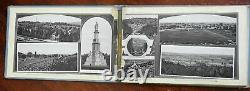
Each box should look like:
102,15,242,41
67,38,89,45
123,59,155,78
160,45,234,78
17,43,78,72
159,13,237,47
16,14,81,42
80,15,114,73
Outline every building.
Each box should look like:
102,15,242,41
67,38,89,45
83,22,107,67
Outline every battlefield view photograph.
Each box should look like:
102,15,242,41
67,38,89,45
160,14,237,78
17,43,78,72
16,14,81,42
161,45,234,78
81,16,112,72
159,14,236,47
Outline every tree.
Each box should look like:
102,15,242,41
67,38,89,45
27,52,33,57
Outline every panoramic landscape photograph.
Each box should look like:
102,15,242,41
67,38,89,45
161,45,234,78
159,14,237,47
16,14,81,42
17,43,78,72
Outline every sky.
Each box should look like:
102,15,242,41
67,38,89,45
17,43,78,54
161,45,234,55
125,15,158,19
81,17,112,54
159,14,236,23
18,14,81,24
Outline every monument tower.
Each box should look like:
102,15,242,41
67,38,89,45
92,22,101,65
84,22,107,67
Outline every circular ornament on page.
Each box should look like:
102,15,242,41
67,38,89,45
127,38,148,56
123,35,153,57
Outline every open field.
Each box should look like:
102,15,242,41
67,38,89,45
160,30,235,47
159,22,236,47
18,53,77,71
161,52,233,78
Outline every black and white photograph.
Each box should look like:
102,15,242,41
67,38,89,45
80,15,113,73
159,14,237,47
122,15,158,78
123,59,155,77
159,13,237,78
17,43,78,72
122,15,158,57
16,14,81,42
160,45,234,78
123,15,158,39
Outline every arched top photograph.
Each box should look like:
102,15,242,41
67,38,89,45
80,16,113,72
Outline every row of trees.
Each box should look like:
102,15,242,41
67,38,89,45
161,61,233,78
17,21,80,42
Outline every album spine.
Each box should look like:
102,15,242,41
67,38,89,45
114,5,123,82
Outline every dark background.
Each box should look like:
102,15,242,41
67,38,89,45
1,0,250,91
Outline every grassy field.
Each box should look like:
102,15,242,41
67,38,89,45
160,30,235,47
161,52,233,78
18,55,77,71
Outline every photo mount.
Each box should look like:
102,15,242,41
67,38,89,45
122,35,153,58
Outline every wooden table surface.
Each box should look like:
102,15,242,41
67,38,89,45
1,0,250,91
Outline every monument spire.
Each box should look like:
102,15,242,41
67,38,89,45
93,22,99,43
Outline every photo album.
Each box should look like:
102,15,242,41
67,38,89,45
5,5,250,87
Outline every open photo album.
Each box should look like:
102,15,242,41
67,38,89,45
5,5,250,87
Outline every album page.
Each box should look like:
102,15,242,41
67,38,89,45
121,6,249,87
5,6,118,82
